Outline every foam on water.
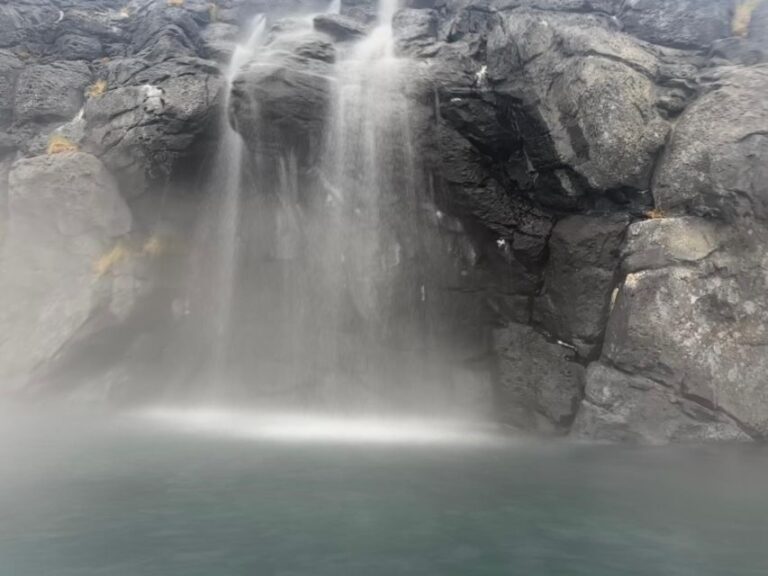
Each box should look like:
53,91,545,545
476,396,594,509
135,407,503,446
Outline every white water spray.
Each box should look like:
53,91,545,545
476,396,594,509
185,16,267,388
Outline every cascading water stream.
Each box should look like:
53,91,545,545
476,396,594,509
181,16,267,392
171,0,489,420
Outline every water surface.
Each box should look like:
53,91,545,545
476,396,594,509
1,407,766,575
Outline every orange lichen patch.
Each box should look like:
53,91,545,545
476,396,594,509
644,208,666,220
86,79,108,98
167,0,184,6
46,134,79,155
94,243,130,278
733,0,765,37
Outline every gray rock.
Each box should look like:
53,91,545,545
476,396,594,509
493,0,623,13
54,33,104,61
603,262,768,437
709,37,768,67
393,8,439,56
621,217,722,274
85,58,223,195
0,153,133,389
13,61,91,125
340,0,378,24
201,22,240,62
494,322,585,431
571,362,751,444
619,0,733,49
128,1,205,59
313,14,369,41
654,66,768,223
533,214,627,358
0,51,23,129
231,48,333,169
487,11,670,196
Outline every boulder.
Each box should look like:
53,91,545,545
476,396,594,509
13,61,91,125
128,1,205,59
603,261,768,438
494,322,585,431
54,33,104,61
0,51,22,129
533,214,627,358
487,11,670,198
619,0,733,49
654,66,768,223
571,362,750,444
84,57,223,195
231,47,333,170
0,153,133,389
393,8,439,56
201,22,240,62
313,14,369,41
621,217,722,274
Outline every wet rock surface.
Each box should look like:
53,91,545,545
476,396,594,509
1,0,766,443
0,152,133,389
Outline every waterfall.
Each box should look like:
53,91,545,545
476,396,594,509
172,0,489,419
180,16,267,393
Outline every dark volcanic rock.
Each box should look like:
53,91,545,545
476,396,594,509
533,214,627,358
313,14,369,41
0,0,765,444
84,58,223,196
231,47,333,170
14,61,91,124
393,8,439,55
494,322,585,432
487,11,670,198
619,0,733,49
621,217,722,274
571,363,749,444
654,66,768,223
601,260,768,438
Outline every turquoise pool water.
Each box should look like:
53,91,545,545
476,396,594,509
1,408,766,575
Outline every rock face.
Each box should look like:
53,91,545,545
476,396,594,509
0,0,766,443
654,66,768,222
571,363,749,444
384,0,768,441
0,153,133,389
494,323,585,432
533,215,627,358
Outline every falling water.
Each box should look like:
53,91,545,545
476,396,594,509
310,0,422,407
174,0,488,419
182,16,267,391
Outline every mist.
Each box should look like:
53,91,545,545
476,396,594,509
1,0,767,573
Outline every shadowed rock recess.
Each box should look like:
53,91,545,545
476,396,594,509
0,0,766,444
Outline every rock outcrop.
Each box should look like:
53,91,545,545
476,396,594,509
0,152,134,389
1,0,766,443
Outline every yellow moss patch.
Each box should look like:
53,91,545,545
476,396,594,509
644,208,666,220
86,79,108,98
167,0,184,6
94,243,130,278
733,0,765,37
47,134,79,155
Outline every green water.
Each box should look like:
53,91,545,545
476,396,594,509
1,410,767,576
